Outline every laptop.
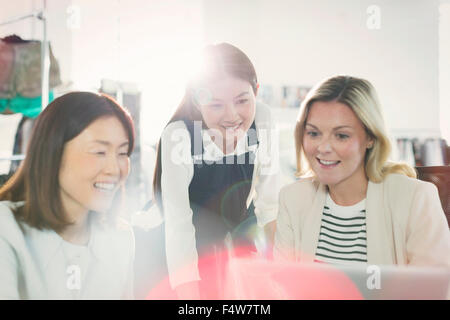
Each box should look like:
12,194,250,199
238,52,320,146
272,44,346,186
223,258,450,300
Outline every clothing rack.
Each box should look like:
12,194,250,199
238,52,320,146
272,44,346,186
0,155,25,161
0,6,50,110
0,4,50,166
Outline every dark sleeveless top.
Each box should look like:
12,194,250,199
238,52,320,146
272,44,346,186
139,120,260,298
183,119,259,256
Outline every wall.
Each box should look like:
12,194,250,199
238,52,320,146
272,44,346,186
439,0,450,142
203,0,442,140
1,0,446,143
1,0,205,146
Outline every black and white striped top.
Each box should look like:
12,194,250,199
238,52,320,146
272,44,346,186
314,193,367,265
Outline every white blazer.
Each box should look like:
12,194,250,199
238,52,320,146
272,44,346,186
274,174,450,267
0,201,135,300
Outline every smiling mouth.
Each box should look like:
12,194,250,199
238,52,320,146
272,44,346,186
317,158,341,167
93,182,117,192
222,122,242,131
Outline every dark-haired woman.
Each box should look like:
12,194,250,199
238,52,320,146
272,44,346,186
152,43,280,299
0,92,136,299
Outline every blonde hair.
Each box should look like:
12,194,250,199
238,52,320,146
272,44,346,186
295,75,416,182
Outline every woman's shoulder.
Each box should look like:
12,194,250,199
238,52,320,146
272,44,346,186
382,173,436,194
0,201,23,228
161,120,191,147
380,173,442,213
161,120,190,141
279,177,319,202
160,120,193,168
0,200,14,213
0,200,24,211
163,120,188,131
0,201,27,247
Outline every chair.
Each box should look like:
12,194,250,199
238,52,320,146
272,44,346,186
415,166,450,228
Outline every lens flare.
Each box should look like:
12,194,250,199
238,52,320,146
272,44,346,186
145,246,363,300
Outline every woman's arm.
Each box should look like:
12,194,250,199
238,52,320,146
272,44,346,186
405,182,450,267
253,168,280,248
252,103,281,243
0,238,20,299
161,122,201,291
273,188,296,262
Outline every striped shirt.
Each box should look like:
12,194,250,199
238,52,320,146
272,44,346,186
314,193,367,265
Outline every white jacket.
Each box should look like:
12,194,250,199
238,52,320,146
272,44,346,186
274,174,450,267
0,201,135,299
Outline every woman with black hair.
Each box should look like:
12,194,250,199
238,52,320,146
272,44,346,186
152,43,281,299
0,92,136,299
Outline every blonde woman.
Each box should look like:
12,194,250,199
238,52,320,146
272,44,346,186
274,75,450,267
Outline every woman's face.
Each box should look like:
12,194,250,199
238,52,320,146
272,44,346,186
303,101,373,190
195,76,256,152
58,116,130,217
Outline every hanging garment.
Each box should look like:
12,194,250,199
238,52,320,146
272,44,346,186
0,35,61,99
0,91,54,118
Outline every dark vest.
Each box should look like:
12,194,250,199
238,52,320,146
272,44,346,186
137,121,260,297
183,119,259,256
